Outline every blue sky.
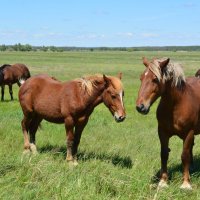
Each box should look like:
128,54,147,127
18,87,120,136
0,0,200,47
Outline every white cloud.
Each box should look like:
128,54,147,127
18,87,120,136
76,33,106,40
33,32,65,39
117,32,134,38
141,33,159,38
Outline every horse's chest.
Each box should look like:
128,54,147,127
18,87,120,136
157,106,195,136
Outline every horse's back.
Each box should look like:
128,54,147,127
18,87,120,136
3,63,30,83
19,74,66,120
19,74,62,98
11,63,31,79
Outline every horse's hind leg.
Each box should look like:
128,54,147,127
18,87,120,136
29,117,42,154
9,84,13,100
1,85,5,101
21,116,32,153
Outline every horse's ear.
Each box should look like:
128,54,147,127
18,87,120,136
142,57,149,67
117,72,122,80
159,58,170,69
103,74,110,88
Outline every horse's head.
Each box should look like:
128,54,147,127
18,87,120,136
195,69,200,78
102,73,126,122
136,57,170,114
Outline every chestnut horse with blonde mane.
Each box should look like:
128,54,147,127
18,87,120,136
19,74,126,165
0,63,30,101
136,57,200,190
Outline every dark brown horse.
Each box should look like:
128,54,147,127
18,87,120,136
19,74,126,166
0,63,30,101
136,57,200,190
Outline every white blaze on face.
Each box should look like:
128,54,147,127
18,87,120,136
144,70,149,76
119,90,124,108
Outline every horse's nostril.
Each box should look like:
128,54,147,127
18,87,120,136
119,116,126,121
115,114,126,122
136,104,145,112
119,116,122,120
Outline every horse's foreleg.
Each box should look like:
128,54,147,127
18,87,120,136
1,85,4,101
190,137,194,167
9,84,13,100
180,130,194,190
73,118,89,165
158,127,170,188
65,117,75,163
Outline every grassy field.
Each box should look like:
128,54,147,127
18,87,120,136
0,51,200,199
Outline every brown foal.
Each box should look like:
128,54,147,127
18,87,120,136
19,74,126,166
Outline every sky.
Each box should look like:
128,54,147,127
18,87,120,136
0,0,200,47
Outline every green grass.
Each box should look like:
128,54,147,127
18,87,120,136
0,51,200,199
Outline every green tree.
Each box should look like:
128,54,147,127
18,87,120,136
0,44,7,51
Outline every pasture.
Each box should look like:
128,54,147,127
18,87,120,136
0,51,200,199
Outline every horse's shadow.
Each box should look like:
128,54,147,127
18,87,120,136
1,99,17,103
39,144,133,169
151,155,200,184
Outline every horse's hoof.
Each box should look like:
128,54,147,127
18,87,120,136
73,159,79,166
23,149,31,155
30,144,38,155
67,159,78,167
158,180,168,189
180,182,192,190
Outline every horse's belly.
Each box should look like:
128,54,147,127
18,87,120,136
35,104,64,123
44,117,64,124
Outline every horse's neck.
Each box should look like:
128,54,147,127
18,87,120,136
161,82,185,105
80,82,105,109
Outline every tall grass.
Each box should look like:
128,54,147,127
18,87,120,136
0,51,200,199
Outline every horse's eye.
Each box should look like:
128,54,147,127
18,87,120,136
111,94,116,99
152,78,159,84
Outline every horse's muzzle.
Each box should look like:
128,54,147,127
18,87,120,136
114,114,126,123
136,104,150,115
115,116,126,122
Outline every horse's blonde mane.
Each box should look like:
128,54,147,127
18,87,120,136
149,58,186,88
75,74,103,95
75,74,123,95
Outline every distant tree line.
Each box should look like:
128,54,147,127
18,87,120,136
0,43,64,52
0,43,200,52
